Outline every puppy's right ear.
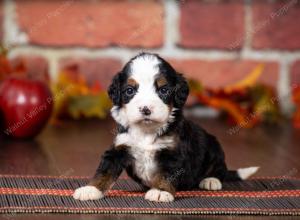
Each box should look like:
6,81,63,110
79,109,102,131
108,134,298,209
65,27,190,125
108,72,122,106
174,73,189,108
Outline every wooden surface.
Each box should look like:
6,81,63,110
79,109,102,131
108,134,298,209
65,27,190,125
0,116,300,219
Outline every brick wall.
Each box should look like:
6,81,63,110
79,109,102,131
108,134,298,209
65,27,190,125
1,0,300,114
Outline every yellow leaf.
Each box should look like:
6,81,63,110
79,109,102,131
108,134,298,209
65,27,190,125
188,79,203,93
51,71,111,120
225,64,265,92
68,94,112,119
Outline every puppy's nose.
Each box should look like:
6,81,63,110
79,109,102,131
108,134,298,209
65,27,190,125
139,106,151,116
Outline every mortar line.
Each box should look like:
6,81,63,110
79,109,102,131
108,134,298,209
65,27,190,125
241,0,253,55
3,0,28,48
278,58,295,116
9,45,300,60
163,0,180,53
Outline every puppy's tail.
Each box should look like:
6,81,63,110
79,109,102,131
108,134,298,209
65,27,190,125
225,167,260,181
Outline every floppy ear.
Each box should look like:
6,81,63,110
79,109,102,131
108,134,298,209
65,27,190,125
108,72,122,106
174,73,189,108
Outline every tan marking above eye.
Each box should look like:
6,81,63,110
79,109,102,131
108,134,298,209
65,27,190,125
127,78,138,87
156,76,168,88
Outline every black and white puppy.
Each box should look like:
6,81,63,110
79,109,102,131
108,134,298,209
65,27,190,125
73,52,259,202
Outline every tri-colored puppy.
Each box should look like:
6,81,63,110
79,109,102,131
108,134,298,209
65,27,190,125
73,52,259,202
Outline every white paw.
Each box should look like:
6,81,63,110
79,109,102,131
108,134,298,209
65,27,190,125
199,177,222,190
145,188,174,202
73,186,104,201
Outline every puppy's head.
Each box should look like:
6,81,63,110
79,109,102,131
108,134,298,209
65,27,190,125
108,53,189,132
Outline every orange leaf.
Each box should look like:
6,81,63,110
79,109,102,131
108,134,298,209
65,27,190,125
196,94,257,128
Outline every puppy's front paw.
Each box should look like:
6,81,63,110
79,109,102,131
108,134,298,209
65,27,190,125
73,186,104,201
199,177,222,190
145,188,174,202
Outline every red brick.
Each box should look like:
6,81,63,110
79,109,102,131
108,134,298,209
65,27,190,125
179,0,244,50
59,58,122,89
10,56,49,82
16,0,163,48
252,1,300,50
291,60,300,88
169,59,278,89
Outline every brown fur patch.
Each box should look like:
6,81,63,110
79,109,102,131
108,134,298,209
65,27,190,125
115,144,129,150
156,75,168,88
127,78,138,87
88,145,129,192
88,174,114,192
152,173,176,195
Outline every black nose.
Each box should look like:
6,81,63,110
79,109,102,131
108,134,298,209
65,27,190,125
140,106,151,116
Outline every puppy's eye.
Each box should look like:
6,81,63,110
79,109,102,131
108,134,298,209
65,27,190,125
159,86,169,95
125,86,135,96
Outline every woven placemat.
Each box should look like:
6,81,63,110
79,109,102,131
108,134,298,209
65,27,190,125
0,175,300,215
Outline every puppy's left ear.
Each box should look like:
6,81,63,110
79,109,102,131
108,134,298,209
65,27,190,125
174,73,189,108
108,72,122,106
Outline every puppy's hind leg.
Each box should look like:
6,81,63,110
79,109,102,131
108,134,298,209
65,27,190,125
199,177,222,190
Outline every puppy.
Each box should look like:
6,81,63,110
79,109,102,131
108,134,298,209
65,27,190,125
73,52,259,202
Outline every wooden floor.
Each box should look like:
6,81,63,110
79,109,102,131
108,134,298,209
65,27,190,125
0,116,300,220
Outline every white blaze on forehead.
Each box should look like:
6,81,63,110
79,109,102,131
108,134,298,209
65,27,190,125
130,54,161,84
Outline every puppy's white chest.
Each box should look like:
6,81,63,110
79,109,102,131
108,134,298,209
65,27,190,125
129,132,159,185
115,129,168,185
114,127,176,185
130,147,157,185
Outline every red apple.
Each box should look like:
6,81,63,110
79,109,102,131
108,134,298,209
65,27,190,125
0,77,53,139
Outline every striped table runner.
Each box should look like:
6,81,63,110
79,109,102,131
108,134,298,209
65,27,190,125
0,175,300,215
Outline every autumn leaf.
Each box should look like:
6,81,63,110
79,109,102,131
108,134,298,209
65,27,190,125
68,94,111,119
188,79,203,93
0,46,31,82
224,64,264,93
188,64,280,128
203,95,255,127
51,71,111,120
250,84,281,124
